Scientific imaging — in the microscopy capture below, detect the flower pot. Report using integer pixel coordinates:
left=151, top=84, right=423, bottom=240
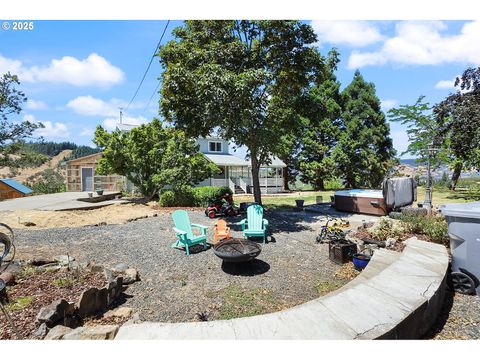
left=88, top=193, right=93, bottom=198
left=295, top=199, right=304, bottom=209
left=96, top=190, right=104, bottom=196
left=352, top=253, right=371, bottom=270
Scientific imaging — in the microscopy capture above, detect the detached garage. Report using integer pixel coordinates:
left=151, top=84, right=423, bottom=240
left=0, top=179, right=33, bottom=201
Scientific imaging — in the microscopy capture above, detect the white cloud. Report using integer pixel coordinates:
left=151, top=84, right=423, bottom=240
left=391, top=129, right=410, bottom=157
left=26, top=99, right=48, bottom=110
left=0, top=53, right=124, bottom=87
left=311, top=21, right=384, bottom=47
left=381, top=99, right=398, bottom=111
left=66, top=96, right=145, bottom=117
left=348, top=21, right=480, bottom=69
left=435, top=79, right=456, bottom=89
left=102, top=115, right=149, bottom=131
left=23, top=114, right=70, bottom=139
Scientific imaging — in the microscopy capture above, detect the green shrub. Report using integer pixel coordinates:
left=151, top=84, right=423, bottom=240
left=159, top=186, right=196, bottom=207
left=400, top=214, right=449, bottom=245
left=158, top=186, right=233, bottom=207
left=324, top=178, right=344, bottom=190
left=193, top=186, right=233, bottom=207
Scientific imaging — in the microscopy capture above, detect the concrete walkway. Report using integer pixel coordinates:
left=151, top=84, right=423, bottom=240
left=0, top=192, right=124, bottom=211
left=115, top=238, right=448, bottom=340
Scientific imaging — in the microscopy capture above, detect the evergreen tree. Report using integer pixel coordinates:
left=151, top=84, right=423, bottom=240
left=296, top=51, right=342, bottom=190
left=333, top=70, right=395, bottom=188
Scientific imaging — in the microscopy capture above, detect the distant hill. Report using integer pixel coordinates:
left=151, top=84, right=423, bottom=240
left=399, top=158, right=424, bottom=167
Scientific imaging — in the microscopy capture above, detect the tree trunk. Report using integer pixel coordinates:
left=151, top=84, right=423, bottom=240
left=250, top=153, right=262, bottom=205
left=283, top=166, right=290, bottom=191
left=449, top=162, right=462, bottom=190
left=315, top=177, right=325, bottom=191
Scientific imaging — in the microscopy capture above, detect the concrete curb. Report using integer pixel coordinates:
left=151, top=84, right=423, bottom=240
left=115, top=238, right=448, bottom=340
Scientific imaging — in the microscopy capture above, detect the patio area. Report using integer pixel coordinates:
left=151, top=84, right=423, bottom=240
left=12, top=209, right=373, bottom=323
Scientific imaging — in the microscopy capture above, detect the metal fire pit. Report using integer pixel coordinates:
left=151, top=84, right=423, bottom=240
left=213, top=238, right=262, bottom=263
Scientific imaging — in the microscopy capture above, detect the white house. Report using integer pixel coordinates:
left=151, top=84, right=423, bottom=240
left=195, top=137, right=286, bottom=194
left=115, top=123, right=286, bottom=194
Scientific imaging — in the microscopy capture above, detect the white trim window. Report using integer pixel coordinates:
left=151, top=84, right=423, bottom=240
left=208, top=141, right=222, bottom=153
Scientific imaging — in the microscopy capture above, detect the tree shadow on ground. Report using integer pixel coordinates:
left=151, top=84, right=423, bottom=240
left=221, top=259, right=270, bottom=276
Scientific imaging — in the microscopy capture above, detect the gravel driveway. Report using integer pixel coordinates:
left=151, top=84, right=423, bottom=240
left=13, top=209, right=347, bottom=323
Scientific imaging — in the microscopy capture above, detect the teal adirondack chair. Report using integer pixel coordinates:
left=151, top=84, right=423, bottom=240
left=237, top=204, right=269, bottom=243
left=171, top=210, right=208, bottom=255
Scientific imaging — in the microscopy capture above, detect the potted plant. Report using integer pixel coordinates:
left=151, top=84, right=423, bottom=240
left=96, top=189, right=104, bottom=196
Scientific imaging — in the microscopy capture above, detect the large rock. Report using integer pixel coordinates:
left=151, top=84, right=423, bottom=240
left=123, top=268, right=139, bottom=285
left=107, top=277, right=123, bottom=306
left=44, top=325, right=74, bottom=340
left=36, top=299, right=75, bottom=327
left=62, top=325, right=119, bottom=340
left=54, top=255, right=75, bottom=266
left=29, top=258, right=56, bottom=266
left=104, top=307, right=133, bottom=319
left=34, top=323, right=49, bottom=338
left=112, top=263, right=128, bottom=273
left=76, top=287, right=108, bottom=318
left=0, top=272, right=15, bottom=285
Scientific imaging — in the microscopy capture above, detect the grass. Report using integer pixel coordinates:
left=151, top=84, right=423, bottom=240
left=417, top=186, right=480, bottom=205
left=314, top=280, right=343, bottom=296
left=217, top=284, right=279, bottom=320
left=6, top=296, right=34, bottom=312
left=52, top=277, right=77, bottom=288
left=235, top=190, right=335, bottom=211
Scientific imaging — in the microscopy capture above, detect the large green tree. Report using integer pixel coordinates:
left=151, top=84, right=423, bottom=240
left=387, top=96, right=448, bottom=167
left=0, top=72, right=42, bottom=169
left=93, top=119, right=219, bottom=199
left=159, top=20, right=327, bottom=203
left=333, top=70, right=395, bottom=188
left=296, top=51, right=342, bottom=190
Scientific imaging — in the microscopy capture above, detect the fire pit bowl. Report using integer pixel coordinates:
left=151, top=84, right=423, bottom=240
left=213, top=238, right=262, bottom=263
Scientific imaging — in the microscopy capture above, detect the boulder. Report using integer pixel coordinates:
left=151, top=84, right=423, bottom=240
left=87, top=263, right=104, bottom=273
left=104, top=307, right=133, bottom=319
left=122, top=268, right=139, bottom=285
left=44, top=325, right=74, bottom=340
left=36, top=299, right=75, bottom=327
left=34, top=323, right=49, bottom=338
left=29, top=258, right=56, bottom=266
left=112, top=263, right=128, bottom=273
left=0, top=272, right=15, bottom=285
left=54, top=255, right=75, bottom=266
left=62, top=325, right=119, bottom=340
left=37, top=264, right=62, bottom=272
left=107, top=277, right=123, bottom=305
left=76, top=287, right=108, bottom=318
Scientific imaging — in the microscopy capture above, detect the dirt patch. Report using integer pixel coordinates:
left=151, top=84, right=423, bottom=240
left=0, top=267, right=105, bottom=339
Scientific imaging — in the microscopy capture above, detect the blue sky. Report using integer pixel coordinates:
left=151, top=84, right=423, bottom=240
left=1, top=20, right=478, bottom=158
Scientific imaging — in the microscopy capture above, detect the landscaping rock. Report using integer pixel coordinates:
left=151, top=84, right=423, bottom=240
left=386, top=237, right=397, bottom=248
left=36, top=264, right=62, bottom=272
left=54, top=255, right=75, bottom=266
left=104, top=307, right=133, bottom=319
left=76, top=287, right=108, bottom=318
left=29, top=258, right=56, bottom=266
left=36, top=299, right=75, bottom=327
left=401, top=206, right=428, bottom=217
left=0, top=272, right=15, bottom=285
left=63, top=315, right=80, bottom=328
left=112, top=263, right=128, bottom=272
left=34, top=323, right=49, bottom=338
left=123, top=268, right=139, bottom=285
left=62, top=325, right=119, bottom=340
left=87, top=263, right=104, bottom=273
left=107, top=277, right=123, bottom=305
left=2, top=260, right=22, bottom=274
left=44, top=325, right=73, bottom=340
left=124, top=312, right=142, bottom=325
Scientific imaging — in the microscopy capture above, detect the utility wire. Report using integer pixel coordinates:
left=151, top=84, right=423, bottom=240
left=125, top=20, right=170, bottom=112
left=142, top=79, right=162, bottom=115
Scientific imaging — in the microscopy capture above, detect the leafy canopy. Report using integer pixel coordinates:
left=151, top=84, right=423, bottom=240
left=159, top=20, right=327, bottom=202
left=93, top=119, right=219, bottom=198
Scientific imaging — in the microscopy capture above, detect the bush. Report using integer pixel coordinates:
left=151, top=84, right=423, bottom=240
left=193, top=186, right=233, bottom=207
left=158, top=186, right=233, bottom=207
left=159, top=186, right=196, bottom=207
left=25, top=169, right=66, bottom=194
left=400, top=214, right=449, bottom=245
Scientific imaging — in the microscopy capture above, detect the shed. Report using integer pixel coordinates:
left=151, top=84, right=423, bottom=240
left=0, top=179, right=33, bottom=200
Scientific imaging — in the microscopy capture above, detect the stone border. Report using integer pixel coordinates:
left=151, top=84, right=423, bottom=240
left=115, top=238, right=448, bottom=340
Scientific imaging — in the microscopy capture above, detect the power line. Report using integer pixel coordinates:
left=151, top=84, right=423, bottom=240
left=124, top=20, right=170, bottom=112
left=142, top=79, right=162, bottom=115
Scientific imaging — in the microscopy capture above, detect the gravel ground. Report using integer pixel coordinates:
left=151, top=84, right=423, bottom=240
left=12, top=209, right=347, bottom=323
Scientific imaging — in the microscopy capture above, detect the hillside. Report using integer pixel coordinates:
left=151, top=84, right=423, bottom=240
left=0, top=149, right=73, bottom=183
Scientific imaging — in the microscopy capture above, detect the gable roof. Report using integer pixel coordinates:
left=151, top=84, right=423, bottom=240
left=0, top=179, right=33, bottom=194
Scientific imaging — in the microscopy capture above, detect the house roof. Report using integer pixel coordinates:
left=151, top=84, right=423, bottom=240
left=0, top=179, right=33, bottom=194
left=204, top=154, right=286, bottom=167
left=65, top=152, right=103, bottom=164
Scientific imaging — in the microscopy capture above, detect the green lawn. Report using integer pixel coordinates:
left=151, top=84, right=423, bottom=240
left=234, top=186, right=480, bottom=211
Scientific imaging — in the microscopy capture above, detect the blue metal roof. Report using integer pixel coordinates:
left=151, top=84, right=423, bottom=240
left=0, top=179, right=33, bottom=194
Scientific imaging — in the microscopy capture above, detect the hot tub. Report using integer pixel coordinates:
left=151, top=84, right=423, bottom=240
left=334, top=189, right=387, bottom=216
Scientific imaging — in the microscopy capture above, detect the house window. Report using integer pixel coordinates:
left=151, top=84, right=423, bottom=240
left=209, top=141, right=222, bottom=152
